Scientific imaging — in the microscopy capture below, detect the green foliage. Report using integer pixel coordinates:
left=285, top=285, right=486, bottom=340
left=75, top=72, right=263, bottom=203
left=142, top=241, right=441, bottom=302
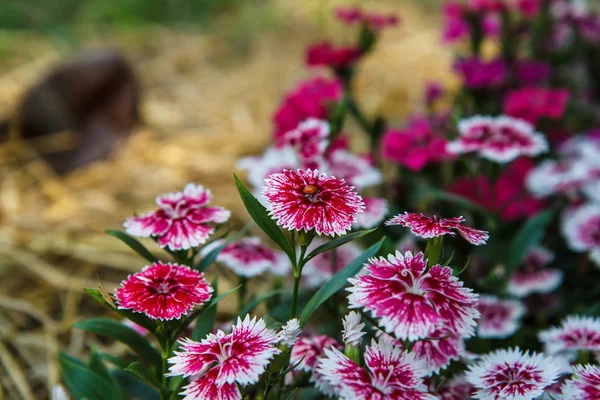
left=59, top=353, right=128, bottom=400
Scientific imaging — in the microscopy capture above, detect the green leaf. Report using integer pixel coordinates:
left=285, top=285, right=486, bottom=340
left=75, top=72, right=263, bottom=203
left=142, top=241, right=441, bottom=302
left=262, top=315, right=284, bottom=330
left=100, top=353, right=132, bottom=370
left=191, top=280, right=219, bottom=341
left=89, top=347, right=113, bottom=384
left=106, top=229, right=158, bottom=263
left=299, top=238, right=384, bottom=326
left=303, top=228, right=376, bottom=263
left=124, top=362, right=167, bottom=393
left=233, top=174, right=293, bottom=258
left=285, top=388, right=298, bottom=400
left=73, top=318, right=161, bottom=368
left=59, top=353, right=128, bottom=400
left=505, top=210, right=553, bottom=282
left=412, top=184, right=486, bottom=213
left=237, top=289, right=285, bottom=318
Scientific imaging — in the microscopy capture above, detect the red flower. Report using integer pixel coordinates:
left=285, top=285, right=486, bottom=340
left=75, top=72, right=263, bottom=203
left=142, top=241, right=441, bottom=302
left=124, top=184, right=230, bottom=251
left=385, top=212, right=489, bottom=245
left=503, top=87, right=570, bottom=124
left=262, top=169, right=364, bottom=236
left=306, top=41, right=362, bottom=69
left=116, top=262, right=213, bottom=320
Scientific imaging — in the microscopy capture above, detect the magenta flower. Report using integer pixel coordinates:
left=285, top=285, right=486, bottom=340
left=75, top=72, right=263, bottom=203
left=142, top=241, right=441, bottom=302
left=276, top=118, right=329, bottom=164
left=273, top=77, right=342, bottom=139
left=303, top=239, right=361, bottom=288
left=116, top=262, right=213, bottom=320
left=290, top=334, right=341, bottom=373
left=385, top=212, right=489, bottom=245
left=124, top=184, right=230, bottom=251
left=448, top=158, right=546, bottom=221
left=447, top=115, right=548, bottom=163
left=561, top=365, right=600, bottom=400
left=335, top=6, right=363, bottom=24
left=516, top=61, right=551, bottom=85
left=353, top=197, right=388, bottom=229
left=262, top=169, right=364, bottom=236
left=334, top=6, right=399, bottom=30
left=168, top=316, right=280, bottom=400
left=503, top=87, right=570, bottom=124
left=412, top=328, right=465, bottom=374
left=442, top=2, right=470, bottom=43
left=306, top=41, right=362, bottom=69
left=433, top=376, right=476, bottom=400
left=326, top=149, right=383, bottom=189
left=347, top=251, right=480, bottom=341
left=561, top=204, right=600, bottom=264
left=465, top=347, right=560, bottom=400
left=454, top=58, right=507, bottom=88
left=215, top=237, right=290, bottom=278
left=477, top=295, right=526, bottom=339
left=382, top=118, right=453, bottom=171
left=317, top=338, right=436, bottom=400
left=539, top=316, right=600, bottom=355
left=517, top=0, right=541, bottom=17
left=508, top=246, right=563, bottom=298
left=425, top=81, right=444, bottom=106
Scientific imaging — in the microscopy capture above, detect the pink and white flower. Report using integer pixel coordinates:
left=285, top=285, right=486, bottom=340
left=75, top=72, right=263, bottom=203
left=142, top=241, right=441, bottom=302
left=237, top=146, right=301, bottom=192
left=477, top=295, right=526, bottom=339
left=385, top=212, right=489, bottom=245
left=327, top=149, right=383, bottom=189
left=447, top=115, right=548, bottom=163
left=539, top=315, right=600, bottom=355
left=262, top=169, right=364, bottom=236
left=347, top=251, right=480, bottom=341
left=508, top=246, right=563, bottom=298
left=342, top=311, right=366, bottom=347
left=465, top=347, right=560, bottom=400
left=432, top=375, right=476, bottom=400
left=353, top=197, right=388, bottom=229
left=276, top=118, right=329, bottom=163
left=317, top=338, right=436, bottom=400
left=560, top=364, right=600, bottom=400
left=168, top=315, right=280, bottom=400
left=561, top=204, right=600, bottom=264
left=290, top=334, right=341, bottom=373
left=124, top=184, right=230, bottom=251
left=215, top=237, right=290, bottom=277
left=412, top=328, right=465, bottom=374
left=303, top=239, right=362, bottom=288
left=116, top=262, right=213, bottom=320
left=526, top=159, right=596, bottom=198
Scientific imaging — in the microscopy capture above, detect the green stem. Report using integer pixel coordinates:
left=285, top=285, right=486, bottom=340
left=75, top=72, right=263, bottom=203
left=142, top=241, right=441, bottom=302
left=290, top=245, right=308, bottom=319
left=238, top=276, right=248, bottom=314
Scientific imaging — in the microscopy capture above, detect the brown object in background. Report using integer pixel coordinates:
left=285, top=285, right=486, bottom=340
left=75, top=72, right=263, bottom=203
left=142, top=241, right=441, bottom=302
left=0, top=49, right=141, bottom=174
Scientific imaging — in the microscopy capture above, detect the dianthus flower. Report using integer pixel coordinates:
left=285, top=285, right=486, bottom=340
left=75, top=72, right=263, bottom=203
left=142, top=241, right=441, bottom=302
left=215, top=237, right=290, bottom=277
left=334, top=6, right=399, bottom=30
left=342, top=312, right=366, bottom=347
left=303, top=239, right=361, bottom=288
left=465, top=347, right=560, bottom=400
left=507, top=246, right=563, bottom=298
left=273, top=77, right=342, bottom=139
left=347, top=251, right=480, bottom=341
left=539, top=315, right=600, bottom=355
left=279, top=318, right=301, bottom=348
left=503, top=87, right=570, bottom=124
left=433, top=375, right=476, bottom=400
left=448, top=158, right=546, bottom=221
left=124, top=184, right=230, bottom=251
left=262, top=169, right=364, bottom=236
left=237, top=146, right=301, bottom=193
left=442, top=2, right=470, bottom=43
left=317, top=338, right=436, bottom=400
left=168, top=316, right=280, bottom=400
left=382, top=117, right=453, bottom=171
left=561, top=204, right=600, bottom=264
left=276, top=118, right=329, bottom=164
left=516, top=60, right=551, bottom=85
left=526, top=159, right=596, bottom=198
left=306, top=41, right=362, bottom=69
left=454, top=58, right=507, bottom=88
left=116, top=262, right=213, bottom=320
left=447, top=115, right=548, bottom=163
left=477, top=295, right=526, bottom=339
left=560, top=364, right=600, bottom=400
left=326, top=149, right=383, bottom=189
left=290, top=334, right=341, bottom=373
left=412, top=328, right=465, bottom=374
left=353, top=197, right=388, bottom=229
left=385, top=212, right=489, bottom=245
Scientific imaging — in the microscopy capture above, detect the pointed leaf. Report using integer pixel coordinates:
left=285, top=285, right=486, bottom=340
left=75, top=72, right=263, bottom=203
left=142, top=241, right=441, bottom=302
left=106, top=229, right=158, bottom=263
left=303, top=228, right=376, bottom=263
left=59, top=353, right=128, bottom=400
left=234, top=174, right=293, bottom=258
left=89, top=347, right=113, bottom=383
left=124, top=362, right=167, bottom=393
left=73, top=318, right=161, bottom=368
left=191, top=279, right=219, bottom=341
left=83, top=288, right=156, bottom=333
left=100, top=353, right=132, bottom=370
left=299, top=238, right=384, bottom=326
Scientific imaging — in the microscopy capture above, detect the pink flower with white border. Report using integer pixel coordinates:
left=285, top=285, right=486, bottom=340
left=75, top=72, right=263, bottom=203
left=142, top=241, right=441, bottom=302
left=303, top=239, right=362, bottom=288
left=124, top=184, right=230, bottom=251
left=560, top=364, right=600, bottom=400
left=168, top=315, right=280, bottom=400
left=432, top=375, right=476, bottom=400
left=465, top=347, right=560, bottom=400
left=262, top=169, right=364, bottom=236
left=215, top=237, right=290, bottom=278
left=526, top=159, right=596, bottom=198
left=116, top=262, right=213, bottom=320
left=327, top=149, right=383, bottom=189
left=447, top=115, right=548, bottom=163
left=290, top=334, right=341, bottom=373
left=508, top=246, right=563, bottom=298
left=317, top=338, right=436, bottom=400
left=539, top=315, right=600, bottom=355
left=237, top=146, right=301, bottom=192
left=561, top=204, right=600, bottom=264
left=353, top=197, right=388, bottom=229
left=385, top=212, right=489, bottom=246
left=347, top=251, right=480, bottom=341
left=276, top=118, right=329, bottom=164
left=477, top=295, right=526, bottom=339
left=412, top=328, right=465, bottom=374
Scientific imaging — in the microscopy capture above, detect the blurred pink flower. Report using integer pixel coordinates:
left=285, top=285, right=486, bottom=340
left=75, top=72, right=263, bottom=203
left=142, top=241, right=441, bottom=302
left=412, top=328, right=465, bottom=374
left=561, top=364, right=600, bottom=400
left=503, top=87, right=570, bottom=124
left=443, top=2, right=470, bottom=43
left=334, top=6, right=399, bottom=30
left=476, top=295, right=526, bottom=339
left=276, top=118, right=330, bottom=163
left=305, top=41, right=362, bottom=69
left=215, top=237, right=290, bottom=277
left=433, top=376, right=476, bottom=400
left=516, top=60, right=552, bottom=85
left=353, top=197, right=388, bottom=229
left=454, top=58, right=507, bottom=88
left=539, top=315, right=600, bottom=355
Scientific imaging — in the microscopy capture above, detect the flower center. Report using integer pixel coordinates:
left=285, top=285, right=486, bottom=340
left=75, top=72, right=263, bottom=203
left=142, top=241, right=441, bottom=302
left=303, top=185, right=317, bottom=194
left=302, top=185, right=321, bottom=203
left=156, top=282, right=171, bottom=294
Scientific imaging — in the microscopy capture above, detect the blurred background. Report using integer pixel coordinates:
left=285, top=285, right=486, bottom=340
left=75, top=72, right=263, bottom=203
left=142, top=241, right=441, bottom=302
left=0, top=1, right=451, bottom=398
